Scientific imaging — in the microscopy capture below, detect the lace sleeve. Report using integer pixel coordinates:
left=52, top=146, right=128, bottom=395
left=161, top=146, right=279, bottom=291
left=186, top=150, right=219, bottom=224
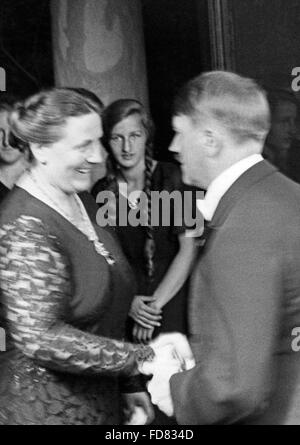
left=0, top=216, right=152, bottom=376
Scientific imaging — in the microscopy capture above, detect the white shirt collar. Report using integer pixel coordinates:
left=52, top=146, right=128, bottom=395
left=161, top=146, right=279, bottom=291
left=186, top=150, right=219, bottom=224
left=197, top=154, right=263, bottom=221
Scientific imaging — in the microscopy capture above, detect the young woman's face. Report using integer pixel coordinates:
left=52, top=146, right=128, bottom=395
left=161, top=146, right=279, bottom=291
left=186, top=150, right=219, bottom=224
left=36, top=112, right=104, bottom=194
left=109, top=114, right=147, bottom=170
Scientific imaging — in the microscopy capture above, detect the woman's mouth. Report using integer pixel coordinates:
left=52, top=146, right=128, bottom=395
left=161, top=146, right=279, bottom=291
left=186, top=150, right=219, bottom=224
left=76, top=168, right=91, bottom=174
left=121, top=154, right=134, bottom=160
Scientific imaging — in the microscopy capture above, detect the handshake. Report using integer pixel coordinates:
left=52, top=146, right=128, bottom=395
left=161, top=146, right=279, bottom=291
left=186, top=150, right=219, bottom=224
left=138, top=333, right=195, bottom=417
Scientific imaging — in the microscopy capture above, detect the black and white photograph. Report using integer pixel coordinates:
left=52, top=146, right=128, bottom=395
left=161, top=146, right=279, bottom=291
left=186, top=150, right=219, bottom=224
left=0, top=0, right=300, bottom=427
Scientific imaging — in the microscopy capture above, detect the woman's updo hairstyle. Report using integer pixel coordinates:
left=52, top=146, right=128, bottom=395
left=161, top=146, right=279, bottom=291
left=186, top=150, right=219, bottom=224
left=8, top=87, right=104, bottom=152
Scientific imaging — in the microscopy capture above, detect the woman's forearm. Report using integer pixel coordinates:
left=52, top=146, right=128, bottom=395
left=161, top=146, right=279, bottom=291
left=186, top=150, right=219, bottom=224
left=153, top=235, right=197, bottom=309
left=0, top=217, right=153, bottom=377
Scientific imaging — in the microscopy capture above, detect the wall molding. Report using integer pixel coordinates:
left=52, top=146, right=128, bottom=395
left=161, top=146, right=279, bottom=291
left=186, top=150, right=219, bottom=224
left=208, top=0, right=236, bottom=71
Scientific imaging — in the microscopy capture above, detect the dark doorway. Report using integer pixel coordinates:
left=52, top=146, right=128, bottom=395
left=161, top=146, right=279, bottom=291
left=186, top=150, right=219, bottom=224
left=0, top=0, right=54, bottom=98
left=141, top=0, right=211, bottom=159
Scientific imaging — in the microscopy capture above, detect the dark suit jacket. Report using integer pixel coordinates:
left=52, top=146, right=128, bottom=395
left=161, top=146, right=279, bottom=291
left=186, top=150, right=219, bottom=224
left=170, top=160, right=300, bottom=425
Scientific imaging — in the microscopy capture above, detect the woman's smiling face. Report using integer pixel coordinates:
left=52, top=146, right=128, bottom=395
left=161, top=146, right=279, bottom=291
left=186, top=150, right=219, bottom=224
left=37, top=112, right=104, bottom=194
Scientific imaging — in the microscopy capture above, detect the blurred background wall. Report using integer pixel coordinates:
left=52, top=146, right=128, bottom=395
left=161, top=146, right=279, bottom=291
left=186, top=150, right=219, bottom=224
left=0, top=0, right=300, bottom=167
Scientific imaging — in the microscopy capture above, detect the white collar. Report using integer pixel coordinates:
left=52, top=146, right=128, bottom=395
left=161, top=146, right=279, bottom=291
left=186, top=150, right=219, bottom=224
left=197, top=154, right=263, bottom=221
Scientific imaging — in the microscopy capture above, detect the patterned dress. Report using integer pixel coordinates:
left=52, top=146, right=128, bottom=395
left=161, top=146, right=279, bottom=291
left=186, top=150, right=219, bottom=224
left=0, top=187, right=151, bottom=425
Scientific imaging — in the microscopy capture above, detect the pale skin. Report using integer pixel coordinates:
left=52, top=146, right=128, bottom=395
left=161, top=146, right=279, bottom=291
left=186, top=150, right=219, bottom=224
left=131, top=232, right=197, bottom=342
left=109, top=114, right=197, bottom=343
left=0, top=157, right=27, bottom=189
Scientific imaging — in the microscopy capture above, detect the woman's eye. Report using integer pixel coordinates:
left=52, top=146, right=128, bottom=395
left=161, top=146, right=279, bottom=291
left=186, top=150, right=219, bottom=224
left=130, top=133, right=142, bottom=139
left=76, top=142, right=91, bottom=152
left=110, top=136, right=122, bottom=143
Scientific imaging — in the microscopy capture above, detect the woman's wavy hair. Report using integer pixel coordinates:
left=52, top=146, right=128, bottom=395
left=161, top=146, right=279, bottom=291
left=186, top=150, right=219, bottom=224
left=102, top=99, right=156, bottom=281
left=8, top=87, right=104, bottom=159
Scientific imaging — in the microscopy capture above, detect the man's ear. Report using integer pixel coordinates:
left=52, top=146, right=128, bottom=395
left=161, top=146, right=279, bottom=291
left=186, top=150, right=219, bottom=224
left=203, top=130, right=221, bottom=157
left=29, top=143, right=49, bottom=165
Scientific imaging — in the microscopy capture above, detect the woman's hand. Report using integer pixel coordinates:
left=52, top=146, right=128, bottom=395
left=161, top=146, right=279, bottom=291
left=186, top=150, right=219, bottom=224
left=122, top=392, right=155, bottom=425
left=133, top=323, right=155, bottom=343
left=129, top=295, right=162, bottom=329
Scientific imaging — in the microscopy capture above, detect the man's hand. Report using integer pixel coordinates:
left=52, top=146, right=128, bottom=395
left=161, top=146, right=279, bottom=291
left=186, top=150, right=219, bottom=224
left=122, top=392, right=155, bottom=425
left=139, top=342, right=184, bottom=417
left=129, top=295, right=162, bottom=329
left=147, top=359, right=181, bottom=417
left=138, top=333, right=196, bottom=417
left=150, top=333, right=196, bottom=371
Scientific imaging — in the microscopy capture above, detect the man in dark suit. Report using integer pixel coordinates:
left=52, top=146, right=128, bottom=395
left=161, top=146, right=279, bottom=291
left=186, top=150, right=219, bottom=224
left=148, top=71, right=300, bottom=424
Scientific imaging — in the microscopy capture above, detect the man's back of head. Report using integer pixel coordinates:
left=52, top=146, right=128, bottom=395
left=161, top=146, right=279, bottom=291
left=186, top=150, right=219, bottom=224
left=169, top=71, right=271, bottom=188
left=174, top=71, right=271, bottom=146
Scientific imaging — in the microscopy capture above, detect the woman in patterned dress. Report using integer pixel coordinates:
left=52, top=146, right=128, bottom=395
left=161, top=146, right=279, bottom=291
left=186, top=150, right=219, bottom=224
left=0, top=88, right=154, bottom=425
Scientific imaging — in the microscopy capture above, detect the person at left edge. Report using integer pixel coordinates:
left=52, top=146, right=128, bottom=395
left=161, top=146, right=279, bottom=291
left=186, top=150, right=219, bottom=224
left=0, top=88, right=154, bottom=425
left=0, top=94, right=29, bottom=204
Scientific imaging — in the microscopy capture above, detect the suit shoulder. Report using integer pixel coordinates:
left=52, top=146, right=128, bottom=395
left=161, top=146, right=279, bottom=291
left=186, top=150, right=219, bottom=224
left=230, top=171, right=300, bottom=238
left=254, top=171, right=300, bottom=207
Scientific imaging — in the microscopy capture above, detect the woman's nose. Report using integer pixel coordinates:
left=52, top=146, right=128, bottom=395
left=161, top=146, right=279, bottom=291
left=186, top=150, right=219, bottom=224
left=87, top=141, right=104, bottom=164
left=122, top=137, right=131, bottom=153
left=1, top=129, right=9, bottom=148
left=168, top=135, right=179, bottom=154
